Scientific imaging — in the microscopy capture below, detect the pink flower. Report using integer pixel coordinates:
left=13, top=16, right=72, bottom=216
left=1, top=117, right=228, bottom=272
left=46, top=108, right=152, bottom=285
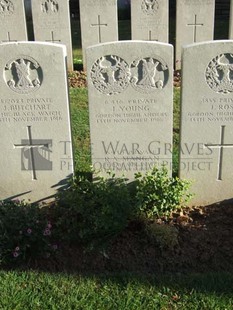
left=13, top=251, right=19, bottom=258
left=47, top=222, right=52, bottom=229
left=27, top=228, right=32, bottom=234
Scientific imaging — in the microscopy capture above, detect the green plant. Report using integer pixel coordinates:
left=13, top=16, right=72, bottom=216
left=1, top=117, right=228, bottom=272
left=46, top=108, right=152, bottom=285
left=0, top=200, right=57, bottom=266
left=73, top=58, right=83, bottom=65
left=56, top=172, right=134, bottom=249
left=145, top=222, right=179, bottom=250
left=135, top=166, right=192, bottom=219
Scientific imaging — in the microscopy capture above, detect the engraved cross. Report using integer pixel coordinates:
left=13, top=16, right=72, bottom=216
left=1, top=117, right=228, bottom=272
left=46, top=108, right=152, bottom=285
left=91, top=15, right=107, bottom=43
left=14, top=126, right=50, bottom=180
left=187, top=14, right=204, bottom=43
left=1, top=32, right=17, bottom=43
left=46, top=31, right=61, bottom=43
left=148, top=30, right=158, bottom=41
left=205, top=125, right=233, bottom=181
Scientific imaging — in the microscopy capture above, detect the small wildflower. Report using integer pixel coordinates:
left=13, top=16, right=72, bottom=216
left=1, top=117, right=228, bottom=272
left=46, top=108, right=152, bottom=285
left=27, top=228, right=32, bottom=234
left=15, top=246, right=20, bottom=252
left=43, top=228, right=51, bottom=236
left=47, top=222, right=52, bottom=229
left=13, top=251, right=19, bottom=258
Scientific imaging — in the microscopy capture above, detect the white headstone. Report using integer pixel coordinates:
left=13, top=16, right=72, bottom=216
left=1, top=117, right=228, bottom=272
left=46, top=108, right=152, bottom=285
left=0, top=0, right=27, bottom=43
left=179, top=40, right=233, bottom=205
left=131, top=0, right=169, bottom=43
left=229, top=0, right=233, bottom=39
left=176, top=0, right=215, bottom=69
left=0, top=42, right=73, bottom=203
left=79, top=0, right=118, bottom=68
left=86, top=41, right=173, bottom=180
left=31, top=0, right=73, bottom=71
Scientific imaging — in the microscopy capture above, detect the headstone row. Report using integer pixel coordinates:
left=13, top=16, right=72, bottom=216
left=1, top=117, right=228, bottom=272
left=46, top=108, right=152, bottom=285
left=0, top=0, right=73, bottom=71
left=86, top=39, right=233, bottom=206
left=1, top=0, right=233, bottom=73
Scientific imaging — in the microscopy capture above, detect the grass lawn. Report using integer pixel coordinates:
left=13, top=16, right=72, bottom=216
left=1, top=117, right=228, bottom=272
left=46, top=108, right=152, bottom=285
left=0, top=271, right=233, bottom=309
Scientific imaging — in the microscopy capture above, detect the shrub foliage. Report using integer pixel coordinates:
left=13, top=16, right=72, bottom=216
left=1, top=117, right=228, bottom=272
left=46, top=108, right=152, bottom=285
left=0, top=167, right=192, bottom=266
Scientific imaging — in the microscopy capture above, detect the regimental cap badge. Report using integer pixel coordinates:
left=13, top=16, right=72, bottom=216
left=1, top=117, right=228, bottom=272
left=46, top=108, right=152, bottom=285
left=0, top=0, right=14, bottom=15
left=4, top=56, right=43, bottom=94
left=206, top=53, right=233, bottom=94
left=141, top=0, right=159, bottom=15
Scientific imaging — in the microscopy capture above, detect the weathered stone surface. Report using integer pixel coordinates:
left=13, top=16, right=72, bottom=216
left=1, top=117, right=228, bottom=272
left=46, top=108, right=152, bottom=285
left=0, top=0, right=27, bottom=42
left=179, top=40, right=233, bottom=205
left=86, top=41, right=173, bottom=180
left=176, top=0, right=215, bottom=69
left=79, top=0, right=118, bottom=68
left=131, top=0, right=168, bottom=43
left=31, top=0, right=73, bottom=71
left=0, top=42, right=73, bottom=203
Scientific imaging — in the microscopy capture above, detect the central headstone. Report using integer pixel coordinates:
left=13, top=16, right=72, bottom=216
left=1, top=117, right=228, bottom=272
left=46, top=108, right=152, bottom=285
left=31, top=0, right=73, bottom=71
left=79, top=0, right=118, bottom=68
left=86, top=41, right=173, bottom=180
left=179, top=40, right=233, bottom=205
left=0, top=0, right=27, bottom=43
left=176, top=0, right=215, bottom=69
left=131, top=0, right=169, bottom=43
left=0, top=42, right=73, bottom=203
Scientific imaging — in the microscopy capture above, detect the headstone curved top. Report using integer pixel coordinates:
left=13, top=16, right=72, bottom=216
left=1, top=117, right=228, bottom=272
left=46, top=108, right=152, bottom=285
left=0, top=42, right=73, bottom=203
